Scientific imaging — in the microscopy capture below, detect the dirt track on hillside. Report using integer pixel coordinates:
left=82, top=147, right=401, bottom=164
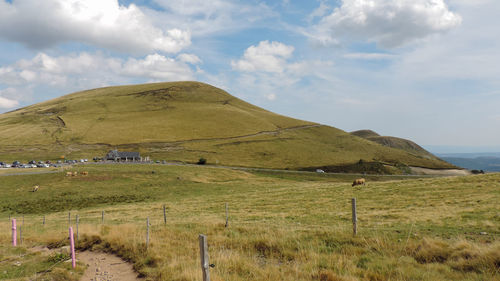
left=410, top=167, right=471, bottom=176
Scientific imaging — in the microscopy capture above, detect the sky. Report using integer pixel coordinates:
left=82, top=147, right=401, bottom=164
left=0, top=0, right=499, bottom=152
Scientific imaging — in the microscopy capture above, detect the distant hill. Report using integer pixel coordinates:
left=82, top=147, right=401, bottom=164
left=440, top=156, right=500, bottom=172
left=350, top=130, right=442, bottom=161
left=0, top=81, right=454, bottom=172
left=350, top=130, right=380, bottom=138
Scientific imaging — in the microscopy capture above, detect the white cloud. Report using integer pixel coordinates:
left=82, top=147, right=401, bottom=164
left=390, top=1, right=500, bottom=82
left=229, top=41, right=335, bottom=104
left=343, top=52, right=396, bottom=60
left=0, top=96, right=18, bottom=109
left=307, top=0, right=331, bottom=22
left=0, top=0, right=190, bottom=54
left=122, top=54, right=194, bottom=81
left=0, top=88, right=20, bottom=109
left=145, top=0, right=275, bottom=37
left=177, top=53, right=202, bottom=65
left=266, top=93, right=276, bottom=101
left=153, top=0, right=232, bottom=17
left=311, top=0, right=462, bottom=48
left=0, top=52, right=197, bottom=90
left=231, top=41, right=295, bottom=73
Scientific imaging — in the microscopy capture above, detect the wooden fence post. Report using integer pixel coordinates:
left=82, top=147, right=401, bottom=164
left=76, top=215, right=79, bottom=241
left=101, top=211, right=104, bottom=224
left=352, top=198, right=357, bottom=236
left=43, top=215, right=45, bottom=225
left=146, top=217, right=150, bottom=249
left=225, top=203, right=229, bottom=228
left=163, top=205, right=166, bottom=225
left=199, top=234, right=211, bottom=281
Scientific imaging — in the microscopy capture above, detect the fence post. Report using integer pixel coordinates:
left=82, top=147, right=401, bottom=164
left=68, top=211, right=71, bottom=226
left=352, top=198, right=357, bottom=236
left=101, top=211, right=104, bottom=224
left=43, top=215, right=45, bottom=225
left=163, top=205, right=166, bottom=225
left=19, top=226, right=22, bottom=245
left=146, top=217, right=150, bottom=249
left=225, top=203, right=229, bottom=228
left=76, top=215, right=79, bottom=241
left=199, top=234, right=211, bottom=281
left=69, top=227, right=76, bottom=268
left=12, top=219, right=17, bottom=247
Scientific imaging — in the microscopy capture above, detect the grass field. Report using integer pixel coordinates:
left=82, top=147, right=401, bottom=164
left=0, top=81, right=454, bottom=171
left=0, top=164, right=498, bottom=280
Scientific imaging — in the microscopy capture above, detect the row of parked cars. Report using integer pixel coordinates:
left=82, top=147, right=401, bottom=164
left=0, top=159, right=89, bottom=169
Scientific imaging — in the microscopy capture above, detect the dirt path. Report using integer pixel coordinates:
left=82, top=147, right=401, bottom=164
left=167, top=124, right=324, bottom=145
left=410, top=167, right=471, bottom=176
left=78, top=251, right=141, bottom=281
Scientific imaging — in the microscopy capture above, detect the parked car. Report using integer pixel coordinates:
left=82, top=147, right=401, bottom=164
left=4, top=164, right=11, bottom=168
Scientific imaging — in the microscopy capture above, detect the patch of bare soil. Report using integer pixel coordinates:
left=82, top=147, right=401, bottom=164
left=410, top=167, right=471, bottom=176
left=78, top=251, right=141, bottom=281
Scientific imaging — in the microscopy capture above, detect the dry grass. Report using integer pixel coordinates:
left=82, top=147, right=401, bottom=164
left=409, top=238, right=500, bottom=273
left=0, top=165, right=498, bottom=280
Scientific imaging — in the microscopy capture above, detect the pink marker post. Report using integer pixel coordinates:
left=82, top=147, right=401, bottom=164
left=69, top=227, right=76, bottom=268
left=12, top=219, right=17, bottom=246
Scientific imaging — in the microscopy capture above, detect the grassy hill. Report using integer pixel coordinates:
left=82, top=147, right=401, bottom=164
left=351, top=129, right=440, bottom=161
left=350, top=129, right=380, bottom=138
left=0, top=81, right=454, bottom=171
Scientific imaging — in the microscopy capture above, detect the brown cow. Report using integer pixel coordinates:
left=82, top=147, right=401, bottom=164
left=352, top=178, right=366, bottom=187
left=81, top=171, right=88, bottom=176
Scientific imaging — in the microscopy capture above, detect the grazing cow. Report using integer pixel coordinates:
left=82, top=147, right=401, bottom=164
left=32, top=185, right=39, bottom=192
left=66, top=172, right=73, bottom=177
left=72, top=171, right=78, bottom=176
left=81, top=171, right=88, bottom=176
left=352, top=178, right=366, bottom=187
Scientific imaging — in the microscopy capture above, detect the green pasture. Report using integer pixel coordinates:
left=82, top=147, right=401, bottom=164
left=0, top=164, right=498, bottom=280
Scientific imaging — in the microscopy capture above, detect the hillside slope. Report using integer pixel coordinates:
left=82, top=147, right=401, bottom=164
left=351, top=130, right=441, bottom=160
left=0, top=82, right=454, bottom=171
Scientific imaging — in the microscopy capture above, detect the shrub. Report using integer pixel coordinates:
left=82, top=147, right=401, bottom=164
left=197, top=157, right=207, bottom=165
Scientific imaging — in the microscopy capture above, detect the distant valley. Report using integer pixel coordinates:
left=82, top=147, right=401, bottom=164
left=438, top=152, right=500, bottom=172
